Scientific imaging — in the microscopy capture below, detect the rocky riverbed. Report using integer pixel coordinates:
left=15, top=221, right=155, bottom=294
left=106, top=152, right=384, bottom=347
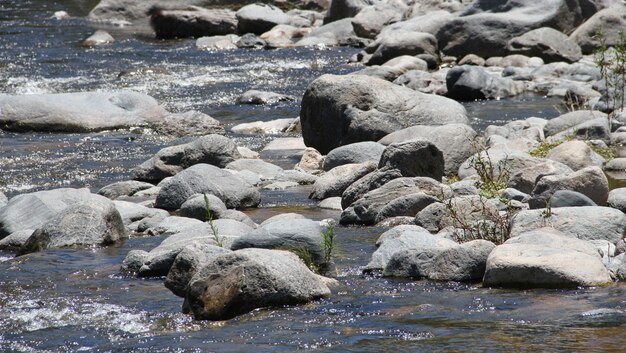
left=1, top=0, right=626, bottom=352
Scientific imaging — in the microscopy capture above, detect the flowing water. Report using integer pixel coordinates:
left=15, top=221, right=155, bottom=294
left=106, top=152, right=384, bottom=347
left=1, top=1, right=624, bottom=352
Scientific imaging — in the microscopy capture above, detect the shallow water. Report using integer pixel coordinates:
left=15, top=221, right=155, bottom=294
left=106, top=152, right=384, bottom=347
left=1, top=1, right=624, bottom=352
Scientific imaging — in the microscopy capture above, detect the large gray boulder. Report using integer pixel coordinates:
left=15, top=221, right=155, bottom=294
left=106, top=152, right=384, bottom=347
left=230, top=218, right=326, bottom=268
left=0, top=188, right=99, bottom=238
left=341, top=167, right=404, bottom=209
left=323, top=142, right=385, bottom=171
left=607, top=187, right=626, bottom=213
left=89, top=0, right=252, bottom=22
left=149, top=6, right=237, bottom=39
left=364, top=225, right=457, bottom=272
left=132, top=134, right=241, bottom=183
left=364, top=31, right=438, bottom=66
left=236, top=4, right=290, bottom=35
left=436, top=0, right=598, bottom=58
left=19, top=197, right=126, bottom=254
left=0, top=91, right=167, bottom=132
left=483, top=228, right=613, bottom=288
left=350, top=1, right=407, bottom=39
left=570, top=5, right=626, bottom=54
left=543, top=110, right=608, bottom=137
left=98, top=180, right=156, bottom=200
left=324, top=0, right=373, bottom=23
left=531, top=166, right=609, bottom=206
left=378, top=140, right=444, bottom=181
left=446, top=65, right=524, bottom=100
left=225, top=159, right=283, bottom=181
left=112, top=200, right=169, bottom=230
left=185, top=248, right=331, bottom=320
left=310, top=161, right=377, bottom=200
left=507, top=160, right=574, bottom=194
left=295, top=18, right=356, bottom=47
left=506, top=27, right=582, bottom=63
left=179, top=194, right=227, bottom=221
left=509, top=206, right=626, bottom=244
left=379, top=124, right=477, bottom=175
left=301, top=74, right=468, bottom=154
left=544, top=140, right=605, bottom=171
left=154, top=163, right=261, bottom=210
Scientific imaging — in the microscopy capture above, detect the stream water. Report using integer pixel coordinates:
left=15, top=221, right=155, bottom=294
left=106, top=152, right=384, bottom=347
left=1, top=1, right=624, bottom=352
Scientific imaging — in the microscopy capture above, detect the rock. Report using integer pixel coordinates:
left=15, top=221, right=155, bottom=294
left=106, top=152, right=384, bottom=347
left=509, top=206, right=626, bottom=243
left=364, top=225, right=457, bottom=272
left=230, top=118, right=294, bottom=134
left=318, top=197, right=343, bottom=210
left=350, top=65, right=406, bottom=82
left=185, top=248, right=331, bottom=320
left=485, top=119, right=545, bottom=143
left=382, top=55, right=428, bottom=73
left=225, top=159, right=284, bottom=181
left=0, top=192, right=7, bottom=208
left=179, top=194, right=227, bottom=221
left=393, top=69, right=445, bottom=94
left=260, top=24, right=311, bottom=48
left=301, top=74, right=468, bottom=154
left=544, top=111, right=608, bottom=137
left=154, top=164, right=261, bottom=210
left=323, top=142, right=385, bottom=171
left=310, top=162, right=377, bottom=200
left=89, top=0, right=209, bottom=22
left=276, top=170, right=318, bottom=185
left=113, top=200, right=169, bottom=229
left=531, top=166, right=609, bottom=207
left=445, top=65, right=524, bottom=100
left=483, top=228, right=613, bottom=288
left=606, top=253, right=626, bottom=280
left=0, top=230, right=34, bottom=251
left=458, top=54, right=485, bottom=66
left=324, top=0, right=370, bottom=23
left=350, top=1, right=407, bottom=39
left=605, top=158, right=626, bottom=171
left=295, top=18, right=356, bottom=47
left=436, top=0, right=595, bottom=58
left=0, top=188, right=101, bottom=238
left=230, top=218, right=326, bottom=267
left=607, top=188, right=626, bottom=213
left=378, top=140, right=444, bottom=180
left=414, top=195, right=501, bottom=234
left=364, top=31, right=438, bottom=66
left=548, top=190, right=597, bottom=208
left=296, top=147, right=324, bottom=173
left=98, top=180, right=156, bottom=200
left=236, top=4, right=290, bottom=35
left=380, top=10, right=455, bottom=39
left=341, top=177, right=444, bottom=225
left=450, top=179, right=481, bottom=197
left=458, top=149, right=542, bottom=182
left=219, top=209, right=256, bottom=228
left=195, top=35, right=239, bottom=50
left=19, top=197, right=126, bottom=254
left=341, top=167, right=404, bottom=209
left=143, top=215, right=205, bottom=236
left=506, top=27, right=582, bottom=63
left=164, top=241, right=232, bottom=297
left=82, top=30, right=114, bottom=46
left=151, top=110, right=224, bottom=137
left=570, top=5, right=626, bottom=54
left=507, top=160, right=574, bottom=194
left=0, top=91, right=167, bottom=132
left=236, top=90, right=294, bottom=105
left=263, top=181, right=299, bottom=190
left=544, top=140, right=605, bottom=171
left=378, top=124, right=477, bottom=175
left=149, top=6, right=237, bottom=39
left=132, top=134, right=240, bottom=183
left=236, top=33, right=266, bottom=48
left=260, top=213, right=307, bottom=226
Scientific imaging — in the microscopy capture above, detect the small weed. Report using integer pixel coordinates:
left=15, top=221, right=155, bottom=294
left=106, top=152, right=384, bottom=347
left=529, top=140, right=567, bottom=158
left=289, top=247, right=319, bottom=274
left=590, top=144, right=617, bottom=161
left=541, top=195, right=553, bottom=227
left=594, top=31, right=626, bottom=122
left=204, top=194, right=223, bottom=247
left=469, top=139, right=509, bottom=199
left=321, top=225, right=336, bottom=265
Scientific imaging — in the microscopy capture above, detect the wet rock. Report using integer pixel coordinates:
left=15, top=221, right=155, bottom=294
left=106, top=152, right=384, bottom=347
left=341, top=177, right=444, bottom=225
left=179, top=194, right=227, bottom=221
left=509, top=206, right=626, bottom=243
left=507, top=160, right=573, bottom=194
left=548, top=190, right=597, bottom=208
left=149, top=6, right=237, bottom=39
left=310, top=161, right=377, bottom=200
left=296, top=18, right=356, bottom=47
left=236, top=4, right=290, bottom=35
left=531, top=166, right=609, bottom=207
left=165, top=242, right=232, bottom=297
left=196, top=35, right=239, bottom=50
left=446, top=65, right=524, bottom=100
left=225, top=159, right=284, bottom=181
left=185, top=248, right=331, bottom=320
left=570, top=5, right=626, bottom=54
left=132, top=134, right=240, bottom=183
left=236, top=33, right=266, bottom=48
left=341, top=167, right=404, bottom=209
left=82, top=30, right=114, bottom=46
left=545, top=140, right=605, bottom=171
left=379, top=124, right=477, bottom=175
left=98, top=180, right=156, bottom=200
left=483, top=228, right=613, bottom=288
left=0, top=230, right=34, bottom=251
left=378, top=140, right=444, bottom=180
left=151, top=110, right=224, bottom=137
left=364, top=225, right=457, bottom=272
left=300, top=74, right=468, bottom=154
left=323, top=142, right=385, bottom=171
left=231, top=218, right=326, bottom=267
left=0, top=91, right=168, bottom=133
left=155, top=163, right=261, bottom=210
left=0, top=188, right=101, bottom=238
left=436, top=0, right=594, bottom=58
left=506, top=27, right=582, bottom=63
left=236, top=90, right=294, bottom=105
left=88, top=0, right=220, bottom=22
left=20, top=197, right=126, bottom=254
left=364, top=31, right=438, bottom=66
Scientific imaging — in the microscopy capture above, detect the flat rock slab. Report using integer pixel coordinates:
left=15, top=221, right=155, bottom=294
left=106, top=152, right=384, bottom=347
left=0, top=91, right=167, bottom=132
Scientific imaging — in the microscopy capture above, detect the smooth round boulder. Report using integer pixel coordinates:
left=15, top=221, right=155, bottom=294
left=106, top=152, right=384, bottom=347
left=149, top=7, right=237, bottom=39
left=310, top=161, right=377, bottom=200
left=322, top=142, right=385, bottom=171
left=378, top=139, right=444, bottom=180
left=236, top=4, right=290, bottom=35
left=506, top=27, right=582, bottom=63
